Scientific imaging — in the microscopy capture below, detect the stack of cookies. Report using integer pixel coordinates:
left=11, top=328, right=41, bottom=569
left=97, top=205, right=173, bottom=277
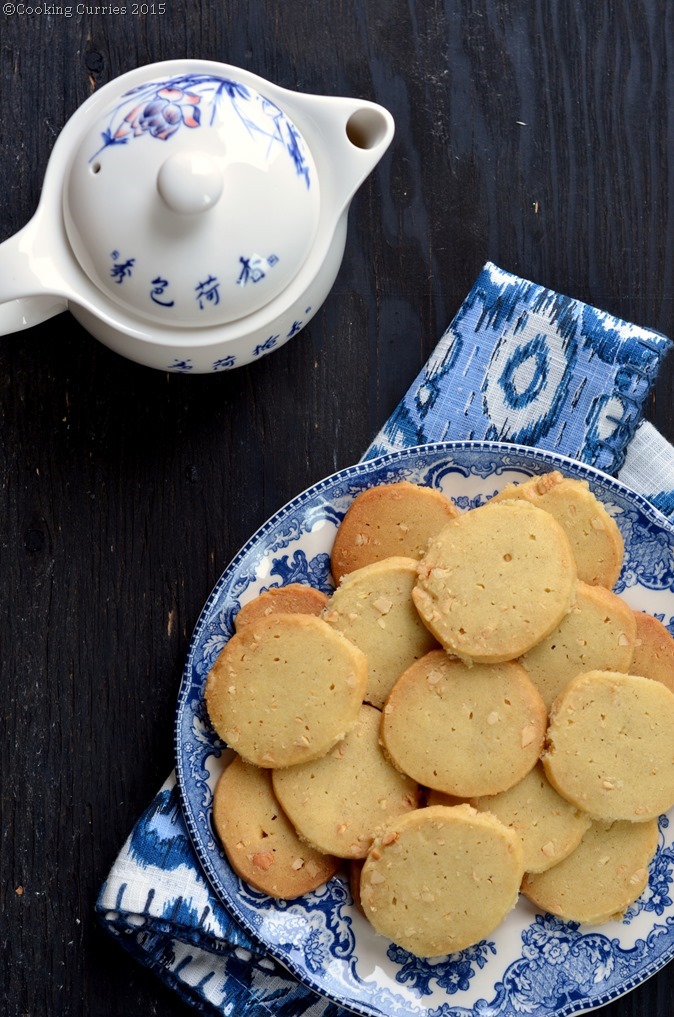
left=205, top=474, right=674, bottom=959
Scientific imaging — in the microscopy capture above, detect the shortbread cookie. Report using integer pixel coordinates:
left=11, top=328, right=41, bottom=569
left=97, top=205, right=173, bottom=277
left=521, top=817, right=659, bottom=923
left=412, top=500, right=577, bottom=663
left=491, top=471, right=624, bottom=588
left=630, top=611, right=674, bottom=694
left=519, top=581, right=636, bottom=711
left=323, top=556, right=438, bottom=708
left=205, top=614, right=367, bottom=768
left=471, top=762, right=592, bottom=873
left=359, top=804, right=524, bottom=956
left=212, top=756, right=339, bottom=898
left=235, top=584, right=328, bottom=631
left=543, top=670, right=674, bottom=821
left=381, top=650, right=546, bottom=797
left=272, top=704, right=419, bottom=858
left=331, top=481, right=459, bottom=583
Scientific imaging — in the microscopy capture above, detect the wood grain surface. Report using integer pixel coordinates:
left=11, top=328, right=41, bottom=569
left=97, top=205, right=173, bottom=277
left=1, top=2, right=674, bottom=1014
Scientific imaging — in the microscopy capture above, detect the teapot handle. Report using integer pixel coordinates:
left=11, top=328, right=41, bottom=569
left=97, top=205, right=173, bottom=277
left=0, top=220, right=69, bottom=335
left=0, top=295, right=67, bottom=334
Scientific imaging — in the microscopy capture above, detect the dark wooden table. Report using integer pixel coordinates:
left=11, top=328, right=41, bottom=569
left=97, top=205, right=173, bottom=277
left=2, top=2, right=674, bottom=1015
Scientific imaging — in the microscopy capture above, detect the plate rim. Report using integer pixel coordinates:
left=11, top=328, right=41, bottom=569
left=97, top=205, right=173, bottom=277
left=174, top=438, right=674, bottom=1017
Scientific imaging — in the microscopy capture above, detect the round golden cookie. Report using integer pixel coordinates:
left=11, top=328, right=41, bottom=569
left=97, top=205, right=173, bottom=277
left=381, top=650, right=547, bottom=797
left=471, top=762, right=592, bottom=873
left=412, top=500, right=577, bottom=664
left=630, top=611, right=674, bottom=694
left=212, top=756, right=339, bottom=899
left=543, top=669, right=674, bottom=821
left=519, top=581, right=636, bottom=711
left=272, top=704, right=419, bottom=858
left=521, top=817, right=659, bottom=923
left=491, top=471, right=624, bottom=588
left=235, top=584, right=329, bottom=631
left=330, top=481, right=459, bottom=583
left=205, top=613, right=367, bottom=768
left=323, top=556, right=438, bottom=708
left=359, top=804, right=524, bottom=957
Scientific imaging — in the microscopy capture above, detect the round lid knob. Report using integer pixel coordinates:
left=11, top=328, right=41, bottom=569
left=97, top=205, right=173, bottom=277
left=157, top=150, right=224, bottom=215
left=63, top=72, right=320, bottom=327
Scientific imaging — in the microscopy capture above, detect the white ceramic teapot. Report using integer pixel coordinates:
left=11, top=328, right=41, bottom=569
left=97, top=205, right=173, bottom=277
left=0, top=59, right=394, bottom=373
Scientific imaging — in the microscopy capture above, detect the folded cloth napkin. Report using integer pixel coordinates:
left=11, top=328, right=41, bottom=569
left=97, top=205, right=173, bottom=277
left=97, top=261, right=674, bottom=1015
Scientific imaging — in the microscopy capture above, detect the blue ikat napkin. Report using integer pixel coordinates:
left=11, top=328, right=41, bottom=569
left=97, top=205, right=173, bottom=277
left=97, top=262, right=674, bottom=1015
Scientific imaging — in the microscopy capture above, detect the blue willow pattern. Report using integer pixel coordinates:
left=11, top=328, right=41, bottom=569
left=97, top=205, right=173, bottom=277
left=102, top=779, right=674, bottom=1017
left=158, top=443, right=674, bottom=1017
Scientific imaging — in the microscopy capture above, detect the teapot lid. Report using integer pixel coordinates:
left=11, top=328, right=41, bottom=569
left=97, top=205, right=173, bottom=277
left=63, top=71, right=321, bottom=327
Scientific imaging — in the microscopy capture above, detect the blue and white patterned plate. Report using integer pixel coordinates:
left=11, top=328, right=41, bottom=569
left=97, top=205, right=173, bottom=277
left=175, top=441, right=674, bottom=1017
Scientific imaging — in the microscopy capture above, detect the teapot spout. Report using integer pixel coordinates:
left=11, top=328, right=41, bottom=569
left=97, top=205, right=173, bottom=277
left=344, top=102, right=395, bottom=153
left=281, top=89, right=395, bottom=217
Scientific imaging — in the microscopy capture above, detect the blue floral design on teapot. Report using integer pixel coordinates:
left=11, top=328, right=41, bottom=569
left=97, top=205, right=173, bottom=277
left=91, top=73, right=312, bottom=188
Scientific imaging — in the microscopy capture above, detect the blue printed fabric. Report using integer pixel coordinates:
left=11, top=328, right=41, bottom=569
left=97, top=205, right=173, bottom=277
left=367, top=263, right=670, bottom=476
left=96, top=262, right=674, bottom=1015
left=99, top=779, right=343, bottom=1016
